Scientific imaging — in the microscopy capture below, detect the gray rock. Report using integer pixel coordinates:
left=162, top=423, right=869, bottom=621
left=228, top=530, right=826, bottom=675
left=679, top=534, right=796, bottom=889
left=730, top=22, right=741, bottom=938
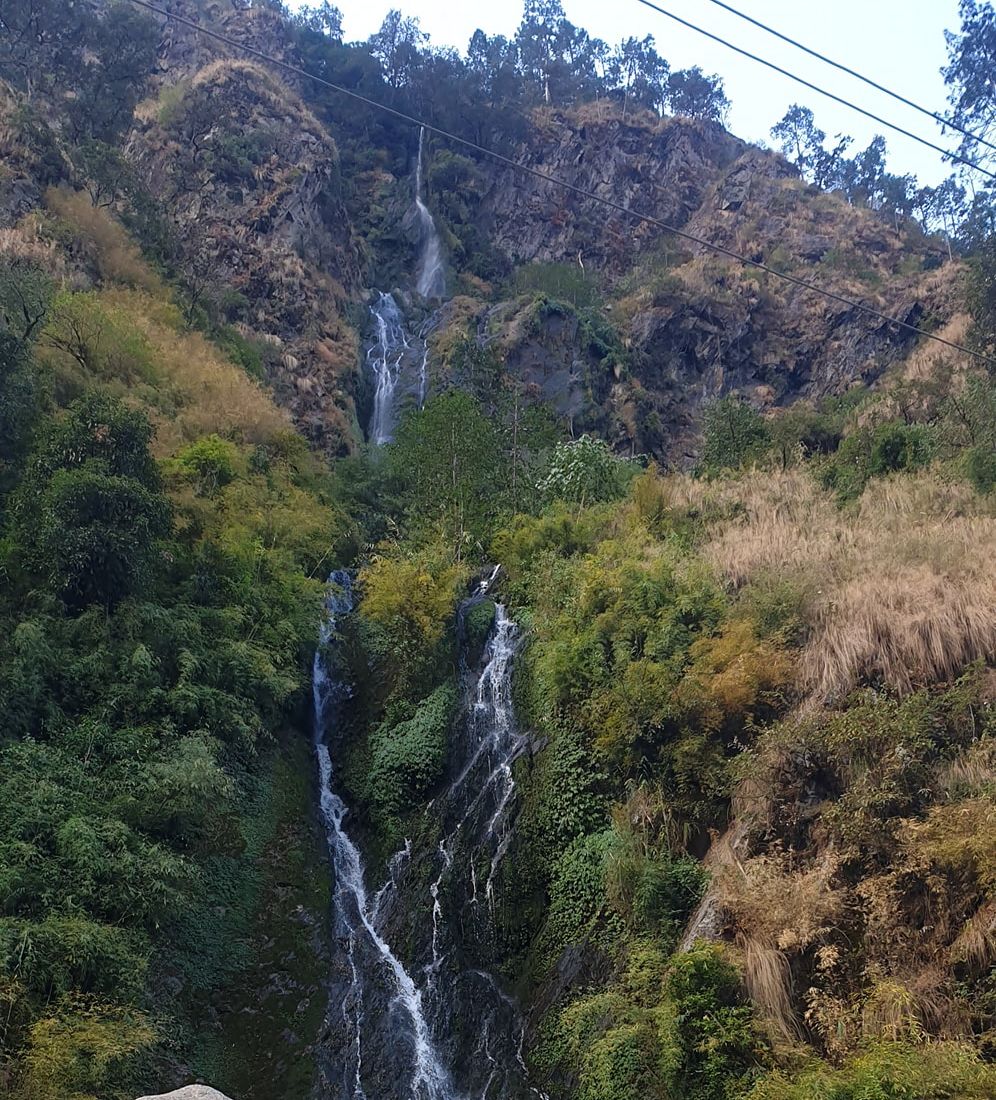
left=136, top=1088, right=235, bottom=1100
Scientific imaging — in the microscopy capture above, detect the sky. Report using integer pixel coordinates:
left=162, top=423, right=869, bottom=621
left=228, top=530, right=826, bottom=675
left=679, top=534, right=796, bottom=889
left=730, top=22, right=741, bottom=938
left=289, top=0, right=964, bottom=187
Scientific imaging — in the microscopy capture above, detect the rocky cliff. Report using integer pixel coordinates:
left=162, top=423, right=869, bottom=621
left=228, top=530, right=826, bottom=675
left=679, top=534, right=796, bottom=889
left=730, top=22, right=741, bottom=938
left=129, top=56, right=365, bottom=453
left=419, top=106, right=961, bottom=462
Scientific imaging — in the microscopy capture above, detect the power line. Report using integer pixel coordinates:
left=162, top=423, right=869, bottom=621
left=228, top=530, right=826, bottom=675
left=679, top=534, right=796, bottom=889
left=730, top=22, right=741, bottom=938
left=633, top=0, right=996, bottom=183
left=704, top=0, right=996, bottom=157
left=124, top=0, right=994, bottom=369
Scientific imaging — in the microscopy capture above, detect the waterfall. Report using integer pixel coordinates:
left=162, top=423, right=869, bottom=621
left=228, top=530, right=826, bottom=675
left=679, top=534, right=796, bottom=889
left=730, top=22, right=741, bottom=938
left=415, top=127, right=446, bottom=301
left=366, top=292, right=409, bottom=447
left=314, top=570, right=536, bottom=1100
left=314, top=572, right=457, bottom=1100
left=363, top=128, right=446, bottom=446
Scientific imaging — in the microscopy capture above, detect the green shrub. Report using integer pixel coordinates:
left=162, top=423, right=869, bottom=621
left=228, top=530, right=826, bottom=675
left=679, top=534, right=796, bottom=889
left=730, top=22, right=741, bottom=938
left=820, top=421, right=935, bottom=501
left=746, top=1041, right=996, bottom=1100
left=664, top=943, right=764, bottom=1100
left=965, top=444, right=996, bottom=494
left=697, top=397, right=771, bottom=476
left=171, top=435, right=241, bottom=495
left=367, top=681, right=458, bottom=818
left=511, top=262, right=602, bottom=309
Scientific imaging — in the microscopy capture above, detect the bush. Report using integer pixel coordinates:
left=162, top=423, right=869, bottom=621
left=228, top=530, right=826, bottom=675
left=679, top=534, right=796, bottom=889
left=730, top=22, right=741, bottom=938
left=510, top=262, right=602, bottom=309
left=698, top=397, right=771, bottom=476
left=367, top=681, right=457, bottom=817
left=170, top=435, right=241, bottom=495
left=965, top=444, right=996, bottom=494
left=820, top=421, right=935, bottom=501
left=746, top=1041, right=996, bottom=1100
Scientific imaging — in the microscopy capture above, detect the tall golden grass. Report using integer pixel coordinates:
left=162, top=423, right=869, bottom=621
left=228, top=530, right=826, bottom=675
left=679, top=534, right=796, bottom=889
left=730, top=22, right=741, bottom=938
left=45, top=189, right=164, bottom=294
left=669, top=468, right=996, bottom=701
left=101, top=289, right=289, bottom=456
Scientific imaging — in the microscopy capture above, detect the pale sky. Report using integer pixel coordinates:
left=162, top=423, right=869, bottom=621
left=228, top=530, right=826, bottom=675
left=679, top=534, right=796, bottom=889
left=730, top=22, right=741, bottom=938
left=289, top=0, right=964, bottom=187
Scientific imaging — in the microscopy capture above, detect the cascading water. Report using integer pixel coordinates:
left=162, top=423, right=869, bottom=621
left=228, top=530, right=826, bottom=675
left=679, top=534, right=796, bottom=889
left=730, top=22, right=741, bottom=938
left=314, top=569, right=536, bottom=1100
left=366, top=292, right=411, bottom=447
left=364, top=128, right=446, bottom=445
left=414, top=127, right=446, bottom=301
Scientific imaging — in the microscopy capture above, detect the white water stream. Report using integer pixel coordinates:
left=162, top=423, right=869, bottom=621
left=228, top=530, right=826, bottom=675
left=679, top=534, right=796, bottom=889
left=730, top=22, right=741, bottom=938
left=314, top=569, right=532, bottom=1099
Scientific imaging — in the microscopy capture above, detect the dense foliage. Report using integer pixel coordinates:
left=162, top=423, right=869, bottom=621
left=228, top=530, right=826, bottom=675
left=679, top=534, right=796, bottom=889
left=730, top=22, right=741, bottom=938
left=0, top=197, right=339, bottom=1098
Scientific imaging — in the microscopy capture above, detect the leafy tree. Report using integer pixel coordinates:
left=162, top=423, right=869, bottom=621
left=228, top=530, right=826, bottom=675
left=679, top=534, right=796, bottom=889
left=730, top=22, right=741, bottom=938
left=33, top=391, right=160, bottom=487
left=0, top=260, right=54, bottom=342
left=697, top=396, right=771, bottom=475
left=291, top=1, right=343, bottom=39
left=538, top=435, right=631, bottom=508
left=31, top=462, right=170, bottom=610
left=387, top=391, right=503, bottom=555
left=943, top=0, right=996, bottom=171
left=666, top=67, right=729, bottom=122
left=0, top=333, right=40, bottom=498
left=610, top=36, right=669, bottom=116
left=368, top=9, right=428, bottom=90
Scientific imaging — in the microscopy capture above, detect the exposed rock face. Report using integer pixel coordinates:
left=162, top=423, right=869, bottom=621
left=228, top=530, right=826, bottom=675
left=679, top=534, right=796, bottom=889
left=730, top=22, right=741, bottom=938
left=137, top=1088, right=234, bottom=1100
left=480, top=106, right=746, bottom=272
left=437, top=106, right=962, bottom=462
left=129, top=21, right=366, bottom=454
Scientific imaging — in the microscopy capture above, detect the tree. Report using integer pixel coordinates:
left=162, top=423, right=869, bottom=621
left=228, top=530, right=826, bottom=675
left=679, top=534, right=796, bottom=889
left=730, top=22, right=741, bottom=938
left=368, top=10, right=428, bottom=90
left=33, top=391, right=161, bottom=488
left=29, top=461, right=169, bottom=609
left=610, top=36, right=669, bottom=116
left=291, top=1, right=343, bottom=39
left=943, top=0, right=996, bottom=170
left=0, top=332, right=39, bottom=498
left=538, top=435, right=631, bottom=509
left=387, top=391, right=502, bottom=557
left=770, top=104, right=853, bottom=190
left=516, top=0, right=566, bottom=104
left=0, top=259, right=53, bottom=341
left=667, top=67, right=729, bottom=122
left=697, top=396, right=771, bottom=475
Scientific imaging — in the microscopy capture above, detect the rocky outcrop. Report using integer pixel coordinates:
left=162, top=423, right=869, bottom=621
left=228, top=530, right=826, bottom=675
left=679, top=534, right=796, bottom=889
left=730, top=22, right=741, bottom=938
left=480, top=106, right=746, bottom=272
left=129, top=28, right=366, bottom=454
left=429, top=105, right=962, bottom=463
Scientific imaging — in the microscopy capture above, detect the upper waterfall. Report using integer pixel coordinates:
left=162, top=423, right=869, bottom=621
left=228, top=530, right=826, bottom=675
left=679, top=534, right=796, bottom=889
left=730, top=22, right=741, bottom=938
left=414, top=127, right=446, bottom=301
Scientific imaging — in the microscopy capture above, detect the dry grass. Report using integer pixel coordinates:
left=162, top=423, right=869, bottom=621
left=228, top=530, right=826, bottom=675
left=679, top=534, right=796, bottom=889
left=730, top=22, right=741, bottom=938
left=739, top=938, right=800, bottom=1042
left=102, top=289, right=289, bottom=456
left=45, top=189, right=163, bottom=293
left=949, top=900, right=996, bottom=972
left=672, top=467, right=996, bottom=701
left=718, top=852, right=846, bottom=954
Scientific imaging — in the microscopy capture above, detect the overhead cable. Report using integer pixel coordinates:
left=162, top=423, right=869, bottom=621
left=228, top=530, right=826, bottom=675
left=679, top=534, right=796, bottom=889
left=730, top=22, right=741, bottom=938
left=123, top=0, right=994, bottom=368
left=704, top=0, right=996, bottom=157
left=632, top=0, right=996, bottom=182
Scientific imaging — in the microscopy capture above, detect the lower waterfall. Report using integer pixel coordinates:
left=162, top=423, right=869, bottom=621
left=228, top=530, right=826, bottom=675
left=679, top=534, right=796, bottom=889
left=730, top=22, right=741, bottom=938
left=313, top=571, right=536, bottom=1100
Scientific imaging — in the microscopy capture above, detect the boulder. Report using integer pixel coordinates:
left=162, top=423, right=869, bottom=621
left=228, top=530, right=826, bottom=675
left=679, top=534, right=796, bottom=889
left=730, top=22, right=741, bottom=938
left=136, top=1088, right=235, bottom=1100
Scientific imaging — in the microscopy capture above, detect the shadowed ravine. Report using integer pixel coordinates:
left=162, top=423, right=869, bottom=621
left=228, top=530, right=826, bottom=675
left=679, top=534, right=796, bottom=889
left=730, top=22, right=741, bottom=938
left=313, top=571, right=537, bottom=1100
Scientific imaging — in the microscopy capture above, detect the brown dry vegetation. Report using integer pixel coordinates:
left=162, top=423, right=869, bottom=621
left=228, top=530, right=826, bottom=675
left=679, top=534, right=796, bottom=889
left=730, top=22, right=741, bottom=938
left=102, top=288, right=290, bottom=456
left=663, top=467, right=996, bottom=702
left=44, top=188, right=164, bottom=293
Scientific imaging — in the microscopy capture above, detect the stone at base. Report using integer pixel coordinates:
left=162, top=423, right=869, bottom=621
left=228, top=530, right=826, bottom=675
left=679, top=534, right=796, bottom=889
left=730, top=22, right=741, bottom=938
left=136, top=1088, right=235, bottom=1100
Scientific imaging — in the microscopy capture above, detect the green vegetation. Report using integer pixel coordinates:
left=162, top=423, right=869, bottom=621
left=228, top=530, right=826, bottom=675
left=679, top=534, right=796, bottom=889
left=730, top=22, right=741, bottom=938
left=0, top=200, right=338, bottom=1099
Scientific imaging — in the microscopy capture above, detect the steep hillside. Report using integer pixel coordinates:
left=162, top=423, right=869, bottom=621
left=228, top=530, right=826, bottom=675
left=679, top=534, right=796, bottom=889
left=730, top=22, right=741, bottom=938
left=421, top=106, right=960, bottom=461
left=2, top=4, right=995, bottom=1100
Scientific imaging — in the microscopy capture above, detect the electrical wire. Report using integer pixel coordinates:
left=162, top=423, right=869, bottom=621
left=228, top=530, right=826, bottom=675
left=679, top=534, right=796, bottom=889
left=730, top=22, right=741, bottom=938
left=633, top=0, right=996, bottom=182
left=123, top=0, right=995, bottom=368
left=703, top=0, right=996, bottom=157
